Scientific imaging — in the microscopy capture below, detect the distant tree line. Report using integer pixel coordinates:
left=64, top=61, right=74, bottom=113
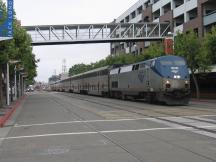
left=0, top=0, right=38, bottom=107
left=69, top=26, right=216, bottom=98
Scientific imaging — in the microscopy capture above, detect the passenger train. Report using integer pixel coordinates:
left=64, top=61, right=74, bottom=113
left=50, top=55, right=190, bottom=105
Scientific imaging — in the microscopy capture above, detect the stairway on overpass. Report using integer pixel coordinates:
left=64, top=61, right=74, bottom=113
left=23, top=23, right=171, bottom=46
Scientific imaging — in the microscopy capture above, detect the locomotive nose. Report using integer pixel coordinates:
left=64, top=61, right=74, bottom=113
left=164, top=79, right=189, bottom=90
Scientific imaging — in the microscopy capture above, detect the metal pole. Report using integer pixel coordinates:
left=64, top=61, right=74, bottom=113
left=6, top=63, right=10, bottom=106
left=18, top=73, right=20, bottom=98
left=21, top=76, right=23, bottom=96
left=21, top=76, right=25, bottom=96
left=23, top=79, right=25, bottom=94
left=14, top=66, right=17, bottom=100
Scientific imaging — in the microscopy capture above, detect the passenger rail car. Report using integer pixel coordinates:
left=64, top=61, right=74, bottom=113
left=50, top=55, right=190, bottom=105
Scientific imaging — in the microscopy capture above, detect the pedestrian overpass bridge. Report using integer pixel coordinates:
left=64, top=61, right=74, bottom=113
left=23, top=22, right=171, bottom=46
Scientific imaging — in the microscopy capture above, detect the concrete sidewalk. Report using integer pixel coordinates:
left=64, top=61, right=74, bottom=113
left=0, top=96, right=26, bottom=127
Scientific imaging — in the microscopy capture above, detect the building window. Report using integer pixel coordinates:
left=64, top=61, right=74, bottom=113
left=131, top=11, right=136, bottom=19
left=187, top=8, right=198, bottom=21
left=137, top=6, right=143, bottom=14
left=173, top=0, right=184, bottom=8
left=153, top=9, right=160, bottom=20
left=193, top=28, right=198, bottom=36
left=144, top=16, right=150, bottom=22
left=125, top=16, right=130, bottom=22
left=174, top=14, right=184, bottom=27
left=153, top=0, right=159, bottom=4
left=162, top=3, right=171, bottom=15
left=144, top=0, right=151, bottom=9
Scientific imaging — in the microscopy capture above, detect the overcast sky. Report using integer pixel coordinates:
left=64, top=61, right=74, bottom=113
left=11, top=0, right=138, bottom=82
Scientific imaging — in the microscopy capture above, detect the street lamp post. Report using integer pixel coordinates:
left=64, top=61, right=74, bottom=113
left=14, top=65, right=17, bottom=100
left=6, top=60, right=21, bottom=105
left=17, top=67, right=24, bottom=98
left=6, top=63, right=10, bottom=105
left=20, top=72, right=27, bottom=96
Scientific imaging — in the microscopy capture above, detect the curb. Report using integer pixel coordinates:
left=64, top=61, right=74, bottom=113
left=0, top=96, right=26, bottom=128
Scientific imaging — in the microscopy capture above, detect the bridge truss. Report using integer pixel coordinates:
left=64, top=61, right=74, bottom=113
left=23, top=23, right=171, bottom=46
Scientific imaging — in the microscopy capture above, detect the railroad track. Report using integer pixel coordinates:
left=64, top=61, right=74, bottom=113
left=51, top=93, right=216, bottom=162
left=50, top=96, right=148, bottom=162
left=58, top=92, right=216, bottom=117
left=56, top=92, right=216, bottom=134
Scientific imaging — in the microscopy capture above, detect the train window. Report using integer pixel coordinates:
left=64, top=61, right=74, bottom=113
left=132, top=64, right=139, bottom=71
left=120, top=65, right=132, bottom=73
left=110, top=68, right=119, bottom=75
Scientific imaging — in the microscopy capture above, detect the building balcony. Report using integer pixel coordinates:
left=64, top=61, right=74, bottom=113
left=129, top=14, right=142, bottom=23
left=160, top=10, right=173, bottom=23
left=203, top=10, right=216, bottom=26
left=183, top=17, right=200, bottom=32
left=173, top=0, right=197, bottom=18
left=152, top=0, right=171, bottom=12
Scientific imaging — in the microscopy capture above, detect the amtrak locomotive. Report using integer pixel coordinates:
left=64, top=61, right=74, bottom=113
left=50, top=55, right=190, bottom=105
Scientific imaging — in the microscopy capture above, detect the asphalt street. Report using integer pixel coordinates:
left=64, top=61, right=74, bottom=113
left=0, top=91, right=216, bottom=162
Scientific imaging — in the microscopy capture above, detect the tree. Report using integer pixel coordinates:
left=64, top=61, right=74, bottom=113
left=203, top=26, right=216, bottom=64
left=69, top=63, right=90, bottom=76
left=0, top=33, right=16, bottom=108
left=136, top=42, right=165, bottom=62
left=0, top=0, right=38, bottom=107
left=174, top=30, right=210, bottom=99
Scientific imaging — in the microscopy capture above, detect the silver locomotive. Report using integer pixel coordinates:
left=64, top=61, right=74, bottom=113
left=50, top=55, right=190, bottom=105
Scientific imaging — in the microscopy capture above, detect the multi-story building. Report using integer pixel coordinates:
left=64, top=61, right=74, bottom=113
left=111, top=0, right=216, bottom=55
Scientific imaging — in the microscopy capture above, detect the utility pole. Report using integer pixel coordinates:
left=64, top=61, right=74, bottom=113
left=6, top=63, right=10, bottom=105
left=14, top=65, right=17, bottom=100
left=6, top=60, right=21, bottom=105
left=62, top=59, right=67, bottom=74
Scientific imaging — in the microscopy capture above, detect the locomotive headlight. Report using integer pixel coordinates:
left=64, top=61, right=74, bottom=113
left=174, top=75, right=181, bottom=79
left=166, top=80, right=170, bottom=84
left=185, top=80, right=189, bottom=88
left=165, top=80, right=171, bottom=89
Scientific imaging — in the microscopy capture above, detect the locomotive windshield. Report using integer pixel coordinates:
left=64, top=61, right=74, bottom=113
left=153, top=56, right=189, bottom=79
left=160, top=60, right=186, bottom=66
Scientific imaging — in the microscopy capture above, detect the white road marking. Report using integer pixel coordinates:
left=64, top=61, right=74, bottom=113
left=14, top=115, right=216, bottom=128
left=0, top=132, right=98, bottom=140
left=101, top=127, right=189, bottom=133
left=1, top=125, right=216, bottom=141
left=14, top=117, right=154, bottom=128
left=146, top=117, right=216, bottom=139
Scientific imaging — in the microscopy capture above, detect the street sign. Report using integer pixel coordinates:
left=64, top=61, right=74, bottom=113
left=0, top=0, right=14, bottom=40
